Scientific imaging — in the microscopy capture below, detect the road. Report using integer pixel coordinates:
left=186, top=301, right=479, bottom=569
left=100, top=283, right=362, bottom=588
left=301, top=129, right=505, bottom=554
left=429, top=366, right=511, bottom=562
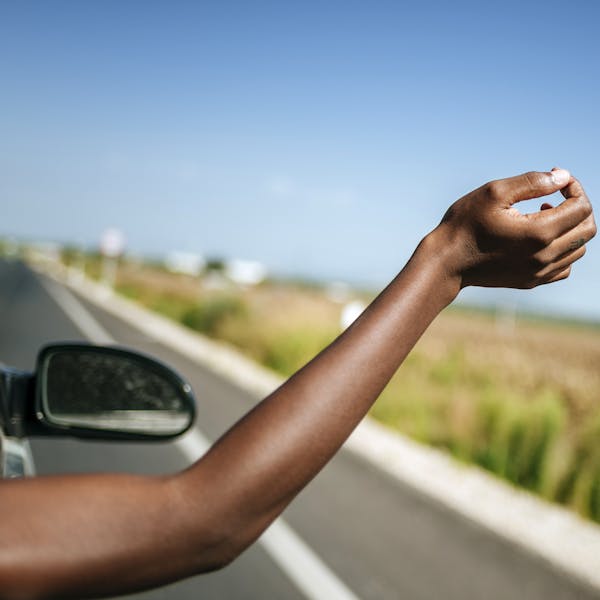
left=0, top=259, right=597, bottom=600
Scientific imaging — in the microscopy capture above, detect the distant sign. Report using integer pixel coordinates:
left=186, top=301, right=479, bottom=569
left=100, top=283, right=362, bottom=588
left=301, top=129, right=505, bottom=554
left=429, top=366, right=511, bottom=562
left=100, top=228, right=125, bottom=258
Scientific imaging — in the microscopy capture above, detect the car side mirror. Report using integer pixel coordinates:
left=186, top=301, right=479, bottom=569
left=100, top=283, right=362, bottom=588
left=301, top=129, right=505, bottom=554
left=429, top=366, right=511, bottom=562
left=35, top=344, right=196, bottom=440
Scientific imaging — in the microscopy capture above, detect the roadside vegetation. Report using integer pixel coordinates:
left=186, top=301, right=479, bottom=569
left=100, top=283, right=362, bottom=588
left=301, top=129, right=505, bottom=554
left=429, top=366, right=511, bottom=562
left=61, top=251, right=600, bottom=524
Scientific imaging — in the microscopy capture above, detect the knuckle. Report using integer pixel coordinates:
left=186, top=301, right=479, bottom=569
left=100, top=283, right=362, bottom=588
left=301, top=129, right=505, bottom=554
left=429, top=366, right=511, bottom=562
left=485, top=180, right=503, bottom=202
left=524, top=171, right=550, bottom=193
left=572, top=176, right=587, bottom=196
left=529, top=252, right=547, bottom=269
left=580, top=198, right=593, bottom=219
left=534, top=263, right=551, bottom=280
left=530, top=227, right=552, bottom=248
left=556, top=266, right=571, bottom=281
left=524, top=171, right=541, bottom=188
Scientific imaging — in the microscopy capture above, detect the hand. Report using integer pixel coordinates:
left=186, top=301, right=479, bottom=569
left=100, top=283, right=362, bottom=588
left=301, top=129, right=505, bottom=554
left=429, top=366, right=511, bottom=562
left=436, top=169, right=596, bottom=289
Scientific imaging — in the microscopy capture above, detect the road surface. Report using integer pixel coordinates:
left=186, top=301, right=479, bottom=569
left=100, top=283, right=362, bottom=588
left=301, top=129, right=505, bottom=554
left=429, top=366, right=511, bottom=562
left=0, top=260, right=597, bottom=599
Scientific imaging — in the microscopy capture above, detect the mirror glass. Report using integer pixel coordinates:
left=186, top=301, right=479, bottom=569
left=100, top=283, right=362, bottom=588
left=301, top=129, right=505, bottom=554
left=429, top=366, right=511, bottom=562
left=40, top=347, right=194, bottom=436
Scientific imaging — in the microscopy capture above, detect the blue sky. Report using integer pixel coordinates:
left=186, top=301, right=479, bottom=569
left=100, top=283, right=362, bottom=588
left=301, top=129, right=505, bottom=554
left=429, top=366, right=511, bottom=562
left=1, top=1, right=599, bottom=318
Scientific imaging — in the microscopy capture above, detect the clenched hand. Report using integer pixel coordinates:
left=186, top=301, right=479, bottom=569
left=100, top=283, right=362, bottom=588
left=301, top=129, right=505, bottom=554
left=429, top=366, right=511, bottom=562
left=437, top=168, right=596, bottom=289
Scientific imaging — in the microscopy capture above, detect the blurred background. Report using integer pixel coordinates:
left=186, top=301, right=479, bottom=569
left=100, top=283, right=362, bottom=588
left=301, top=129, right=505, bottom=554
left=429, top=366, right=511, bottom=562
left=1, top=0, right=599, bottom=582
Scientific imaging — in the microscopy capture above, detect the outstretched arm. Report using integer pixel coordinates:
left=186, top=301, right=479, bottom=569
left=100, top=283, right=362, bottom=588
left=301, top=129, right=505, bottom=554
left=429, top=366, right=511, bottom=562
left=0, top=169, right=595, bottom=599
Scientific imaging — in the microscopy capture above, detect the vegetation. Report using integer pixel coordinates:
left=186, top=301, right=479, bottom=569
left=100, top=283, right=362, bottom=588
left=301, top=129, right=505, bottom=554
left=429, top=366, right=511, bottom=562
left=0, top=238, right=21, bottom=258
left=63, top=254, right=600, bottom=524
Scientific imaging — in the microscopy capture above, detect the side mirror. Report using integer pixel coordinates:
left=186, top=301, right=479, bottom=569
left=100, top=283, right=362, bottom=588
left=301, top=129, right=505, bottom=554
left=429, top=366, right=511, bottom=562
left=35, top=344, right=196, bottom=440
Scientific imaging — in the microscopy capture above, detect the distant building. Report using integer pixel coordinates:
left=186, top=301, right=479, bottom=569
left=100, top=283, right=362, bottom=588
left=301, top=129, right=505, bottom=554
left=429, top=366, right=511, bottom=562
left=165, top=252, right=206, bottom=276
left=225, top=259, right=267, bottom=286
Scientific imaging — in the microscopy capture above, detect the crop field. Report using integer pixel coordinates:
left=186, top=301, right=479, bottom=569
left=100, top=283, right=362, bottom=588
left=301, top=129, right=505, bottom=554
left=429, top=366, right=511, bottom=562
left=66, top=254, right=600, bottom=524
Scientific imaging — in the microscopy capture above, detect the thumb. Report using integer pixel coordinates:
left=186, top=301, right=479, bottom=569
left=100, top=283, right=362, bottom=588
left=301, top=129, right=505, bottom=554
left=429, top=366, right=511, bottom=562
left=494, top=169, right=570, bottom=206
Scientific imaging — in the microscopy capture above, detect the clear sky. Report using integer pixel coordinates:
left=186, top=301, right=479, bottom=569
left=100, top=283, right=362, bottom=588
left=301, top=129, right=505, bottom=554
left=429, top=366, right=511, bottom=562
left=2, top=0, right=599, bottom=318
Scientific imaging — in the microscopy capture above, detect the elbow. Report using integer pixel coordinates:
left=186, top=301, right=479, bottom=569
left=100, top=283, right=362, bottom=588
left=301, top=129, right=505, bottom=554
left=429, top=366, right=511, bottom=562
left=191, top=526, right=255, bottom=573
left=203, top=539, right=241, bottom=572
left=201, top=510, right=282, bottom=573
left=167, top=474, right=281, bottom=576
left=190, top=501, right=284, bottom=574
left=165, top=479, right=246, bottom=574
left=187, top=515, right=275, bottom=574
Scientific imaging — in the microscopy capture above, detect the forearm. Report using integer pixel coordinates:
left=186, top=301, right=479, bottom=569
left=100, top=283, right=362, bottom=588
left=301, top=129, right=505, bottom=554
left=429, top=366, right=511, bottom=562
left=173, top=226, right=460, bottom=553
left=0, top=227, right=459, bottom=600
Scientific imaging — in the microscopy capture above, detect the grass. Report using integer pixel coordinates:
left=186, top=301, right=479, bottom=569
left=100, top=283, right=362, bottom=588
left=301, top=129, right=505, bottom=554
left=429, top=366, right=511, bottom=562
left=63, top=254, right=600, bottom=524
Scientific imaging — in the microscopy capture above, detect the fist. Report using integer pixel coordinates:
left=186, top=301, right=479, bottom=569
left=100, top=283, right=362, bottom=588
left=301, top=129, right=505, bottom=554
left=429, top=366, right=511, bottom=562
left=439, top=169, right=596, bottom=289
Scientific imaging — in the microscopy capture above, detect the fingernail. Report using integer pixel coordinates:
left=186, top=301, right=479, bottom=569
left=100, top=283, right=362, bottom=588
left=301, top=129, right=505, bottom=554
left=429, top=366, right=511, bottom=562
left=551, top=168, right=570, bottom=186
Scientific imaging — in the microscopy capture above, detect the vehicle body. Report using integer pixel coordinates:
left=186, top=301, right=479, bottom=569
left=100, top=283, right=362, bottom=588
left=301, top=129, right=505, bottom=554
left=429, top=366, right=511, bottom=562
left=0, top=343, right=196, bottom=478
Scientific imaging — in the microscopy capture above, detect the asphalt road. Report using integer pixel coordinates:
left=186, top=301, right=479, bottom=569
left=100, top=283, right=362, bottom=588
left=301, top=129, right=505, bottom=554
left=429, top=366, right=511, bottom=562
left=0, top=259, right=598, bottom=600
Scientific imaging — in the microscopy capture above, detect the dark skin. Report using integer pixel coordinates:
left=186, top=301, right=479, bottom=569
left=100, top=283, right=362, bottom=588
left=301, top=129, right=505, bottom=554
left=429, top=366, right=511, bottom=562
left=0, top=169, right=595, bottom=600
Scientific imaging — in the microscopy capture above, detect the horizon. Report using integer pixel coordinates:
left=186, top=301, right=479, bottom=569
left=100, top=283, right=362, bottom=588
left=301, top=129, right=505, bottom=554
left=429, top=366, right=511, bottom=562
left=2, top=1, right=599, bottom=319
left=9, top=234, right=600, bottom=327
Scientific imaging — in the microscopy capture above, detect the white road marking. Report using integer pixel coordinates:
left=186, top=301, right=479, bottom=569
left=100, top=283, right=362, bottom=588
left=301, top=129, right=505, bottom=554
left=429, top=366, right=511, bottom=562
left=40, top=275, right=360, bottom=600
left=39, top=278, right=114, bottom=344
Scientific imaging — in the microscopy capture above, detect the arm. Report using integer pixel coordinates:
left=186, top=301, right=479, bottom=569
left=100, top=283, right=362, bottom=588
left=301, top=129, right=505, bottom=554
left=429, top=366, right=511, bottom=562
left=0, top=169, right=595, bottom=599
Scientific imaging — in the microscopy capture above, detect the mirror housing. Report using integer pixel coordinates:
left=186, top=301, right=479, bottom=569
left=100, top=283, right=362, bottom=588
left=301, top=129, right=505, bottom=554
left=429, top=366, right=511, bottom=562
left=34, top=344, right=196, bottom=440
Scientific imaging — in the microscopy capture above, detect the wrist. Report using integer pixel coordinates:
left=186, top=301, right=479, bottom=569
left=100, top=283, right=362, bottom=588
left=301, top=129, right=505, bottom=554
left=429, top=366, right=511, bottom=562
left=415, top=225, right=464, bottom=304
